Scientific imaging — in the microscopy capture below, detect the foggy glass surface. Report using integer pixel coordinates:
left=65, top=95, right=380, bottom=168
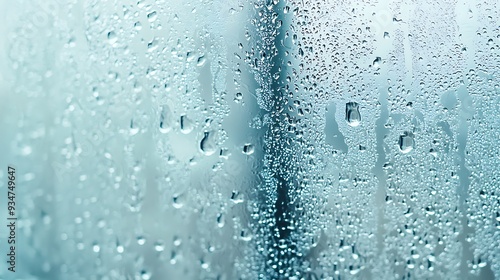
left=0, top=0, right=498, bottom=279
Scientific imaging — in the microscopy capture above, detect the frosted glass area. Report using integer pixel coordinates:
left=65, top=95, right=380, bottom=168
left=0, top=0, right=498, bottom=279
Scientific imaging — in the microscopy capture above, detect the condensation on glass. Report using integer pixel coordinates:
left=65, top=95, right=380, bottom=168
left=0, top=0, right=498, bottom=279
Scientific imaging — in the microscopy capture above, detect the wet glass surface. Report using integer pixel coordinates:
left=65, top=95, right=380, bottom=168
left=0, top=0, right=498, bottom=279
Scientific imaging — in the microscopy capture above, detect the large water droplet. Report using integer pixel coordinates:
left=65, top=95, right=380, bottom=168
left=242, top=143, right=254, bottom=155
left=399, top=132, right=415, bottom=153
left=200, top=131, right=216, bottom=156
left=345, top=102, right=361, bottom=127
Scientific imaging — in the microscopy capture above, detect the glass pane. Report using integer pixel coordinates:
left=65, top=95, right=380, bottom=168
left=0, top=0, right=498, bottom=279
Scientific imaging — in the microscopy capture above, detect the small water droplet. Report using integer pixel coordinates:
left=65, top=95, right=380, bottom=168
left=141, top=270, right=152, bottom=280
left=42, top=212, right=51, bottom=224
left=216, top=213, right=225, bottom=228
left=147, top=38, right=158, bottom=52
left=197, top=56, right=206, bottom=66
left=173, top=236, right=182, bottom=246
left=346, top=102, right=361, bottom=127
left=154, top=240, right=165, bottom=252
left=129, top=119, right=140, bottom=135
left=134, top=21, right=142, bottom=30
left=239, top=229, right=253, bottom=241
left=147, top=11, right=157, bottom=22
left=92, top=242, right=100, bottom=253
left=234, top=92, right=243, bottom=103
left=137, top=235, right=146, bottom=245
left=242, top=143, right=254, bottom=155
left=399, top=132, right=415, bottom=153
left=173, top=193, right=184, bottom=209
left=187, top=52, right=196, bottom=62
left=180, top=115, right=194, bottom=134
left=116, top=245, right=124, bottom=253
left=159, top=105, right=172, bottom=133
left=231, top=190, right=244, bottom=204
left=219, top=148, right=230, bottom=159
left=107, top=31, right=117, bottom=45
left=372, top=57, right=382, bottom=69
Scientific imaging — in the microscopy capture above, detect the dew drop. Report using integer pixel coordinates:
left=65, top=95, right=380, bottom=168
left=200, top=131, right=216, bottom=156
left=154, top=240, right=165, bottom=252
left=92, top=243, right=100, bottom=253
left=134, top=21, right=142, bottom=30
left=137, top=235, right=146, bottom=245
left=372, top=57, right=382, bottom=69
left=180, top=115, right=194, bottom=134
left=345, top=102, right=361, bottom=127
left=140, top=270, right=152, bottom=280
left=159, top=105, right=172, bottom=133
left=107, top=31, right=117, bottom=45
left=242, top=143, right=254, bottom=155
left=147, top=11, right=157, bottom=22
left=172, top=193, right=184, bottom=209
left=197, top=56, right=206, bottom=67
left=231, top=190, right=244, bottom=204
left=399, top=132, right=415, bottom=153
left=147, top=38, right=158, bottom=52
left=216, top=213, right=225, bottom=228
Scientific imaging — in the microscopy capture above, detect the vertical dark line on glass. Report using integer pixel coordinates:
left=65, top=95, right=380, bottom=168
left=254, top=0, right=301, bottom=278
left=269, top=1, right=300, bottom=278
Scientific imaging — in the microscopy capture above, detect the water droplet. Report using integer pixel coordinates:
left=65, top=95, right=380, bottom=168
left=172, top=193, right=184, bottom=209
left=186, top=52, right=196, bottom=62
left=92, top=243, right=100, bottom=253
left=372, top=57, right=382, bottom=69
left=197, top=56, right=206, bottom=67
left=399, top=132, right=415, bottom=153
left=137, top=235, right=146, bottom=245
left=134, top=21, right=142, bottom=30
left=159, top=105, right=172, bottom=133
left=141, top=270, right=152, bottom=280
left=219, top=148, right=230, bottom=159
left=180, top=115, right=194, bottom=134
left=239, top=229, right=253, bottom=241
left=154, top=240, right=165, bottom=252
left=231, top=190, right=244, bottom=204
left=116, top=245, right=124, bottom=253
left=42, top=212, right=51, bottom=224
left=345, top=102, right=361, bottom=127
left=216, top=213, right=225, bottom=228
left=234, top=92, right=243, bottom=103
left=173, top=236, right=182, bottom=246
left=147, top=38, right=158, bottom=52
left=107, top=31, right=117, bottom=45
left=200, top=131, right=216, bottom=156
left=242, top=143, right=254, bottom=155
left=147, top=11, right=157, bottom=22
left=129, top=119, right=140, bottom=135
